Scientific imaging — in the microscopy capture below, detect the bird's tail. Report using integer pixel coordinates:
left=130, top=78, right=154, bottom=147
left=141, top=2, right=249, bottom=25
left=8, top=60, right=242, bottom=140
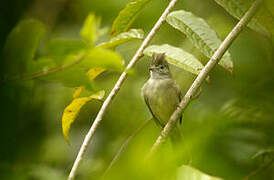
left=170, top=124, right=183, bottom=149
left=170, top=125, right=192, bottom=165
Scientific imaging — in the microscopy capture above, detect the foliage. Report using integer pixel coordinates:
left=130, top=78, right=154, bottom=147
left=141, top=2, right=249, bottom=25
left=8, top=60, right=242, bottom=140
left=110, top=0, right=153, bottom=37
left=214, top=0, right=273, bottom=37
left=166, top=10, right=233, bottom=74
left=62, top=90, right=105, bottom=144
left=1, top=0, right=273, bottom=179
left=98, top=29, right=144, bottom=49
left=3, top=19, right=46, bottom=77
left=144, top=44, right=204, bottom=75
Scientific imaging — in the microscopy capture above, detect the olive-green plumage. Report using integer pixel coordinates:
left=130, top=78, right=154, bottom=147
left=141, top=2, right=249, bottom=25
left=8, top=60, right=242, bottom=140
left=142, top=53, right=182, bottom=143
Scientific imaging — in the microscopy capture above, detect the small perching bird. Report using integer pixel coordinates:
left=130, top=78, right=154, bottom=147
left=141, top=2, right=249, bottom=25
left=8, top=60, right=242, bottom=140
left=142, top=53, right=182, bottom=144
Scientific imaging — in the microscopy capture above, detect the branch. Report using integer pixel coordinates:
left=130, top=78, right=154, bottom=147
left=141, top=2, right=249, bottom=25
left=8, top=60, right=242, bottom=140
left=5, top=52, right=86, bottom=81
left=68, top=0, right=179, bottom=179
left=102, top=119, right=151, bottom=178
left=149, top=0, right=263, bottom=155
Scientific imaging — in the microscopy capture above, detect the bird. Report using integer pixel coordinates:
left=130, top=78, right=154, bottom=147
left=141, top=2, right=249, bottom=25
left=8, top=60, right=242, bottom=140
left=142, top=53, right=182, bottom=144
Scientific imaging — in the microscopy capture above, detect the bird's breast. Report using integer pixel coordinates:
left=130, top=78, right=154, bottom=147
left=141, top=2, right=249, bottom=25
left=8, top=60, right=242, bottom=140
left=142, top=78, right=180, bottom=124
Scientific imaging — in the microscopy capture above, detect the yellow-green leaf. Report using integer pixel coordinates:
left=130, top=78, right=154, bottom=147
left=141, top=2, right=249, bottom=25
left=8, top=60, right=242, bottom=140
left=62, top=90, right=105, bottom=144
left=73, top=86, right=85, bottom=99
left=3, top=19, right=46, bottom=77
left=177, top=165, right=223, bottom=180
left=214, top=0, right=272, bottom=37
left=71, top=68, right=105, bottom=99
left=166, top=10, right=233, bottom=74
left=81, top=13, right=98, bottom=45
left=83, top=48, right=125, bottom=72
left=110, top=0, right=153, bottom=37
left=144, top=44, right=204, bottom=75
left=86, top=68, right=105, bottom=82
left=47, top=39, right=86, bottom=65
left=22, top=47, right=124, bottom=89
left=98, top=29, right=144, bottom=49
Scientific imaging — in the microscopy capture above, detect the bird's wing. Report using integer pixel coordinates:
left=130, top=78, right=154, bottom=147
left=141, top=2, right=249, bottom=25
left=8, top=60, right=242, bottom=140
left=144, top=95, right=165, bottom=128
left=173, top=80, right=183, bottom=124
left=179, top=91, right=183, bottom=124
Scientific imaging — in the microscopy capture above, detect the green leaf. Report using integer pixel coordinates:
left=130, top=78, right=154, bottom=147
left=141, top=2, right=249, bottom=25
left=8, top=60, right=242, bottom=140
left=266, top=0, right=274, bottom=17
left=166, top=10, right=233, bottom=74
left=72, top=67, right=105, bottom=99
left=29, top=48, right=124, bottom=88
left=98, top=29, right=144, bottom=49
left=62, top=90, right=105, bottom=144
left=25, top=57, right=57, bottom=75
left=110, top=0, right=152, bottom=37
left=252, top=148, right=274, bottom=159
left=255, top=1, right=274, bottom=38
left=86, top=68, right=106, bottom=82
left=214, top=0, right=272, bottom=37
left=177, top=165, right=223, bottom=180
left=80, top=13, right=98, bottom=45
left=36, top=52, right=92, bottom=88
left=83, top=48, right=125, bottom=71
left=73, top=86, right=85, bottom=99
left=3, top=19, right=46, bottom=77
left=47, top=39, right=86, bottom=65
left=144, top=44, right=204, bottom=75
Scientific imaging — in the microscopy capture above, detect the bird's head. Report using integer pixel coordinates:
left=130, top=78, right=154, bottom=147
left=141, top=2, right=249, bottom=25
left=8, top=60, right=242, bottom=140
left=149, top=53, right=171, bottom=78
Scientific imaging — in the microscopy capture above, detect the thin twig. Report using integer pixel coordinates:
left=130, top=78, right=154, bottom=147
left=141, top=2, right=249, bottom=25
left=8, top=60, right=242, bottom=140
left=243, top=159, right=273, bottom=180
left=5, top=52, right=86, bottom=81
left=68, top=0, right=179, bottom=179
left=102, top=119, right=151, bottom=178
left=149, top=0, right=263, bottom=155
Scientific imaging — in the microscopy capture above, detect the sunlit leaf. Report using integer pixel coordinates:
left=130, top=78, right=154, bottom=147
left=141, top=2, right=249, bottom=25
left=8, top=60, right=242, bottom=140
left=83, top=48, right=125, bottom=71
left=3, top=19, right=46, bottom=77
left=177, top=165, right=223, bottom=180
left=73, top=86, right=85, bottom=99
left=110, top=0, right=153, bottom=37
left=47, top=39, right=86, bottom=65
left=144, top=44, right=204, bottom=75
left=166, top=10, right=233, bottom=74
left=214, top=0, right=272, bottom=37
left=86, top=68, right=105, bottom=82
left=70, top=68, right=105, bottom=98
left=30, top=48, right=123, bottom=88
left=37, top=51, right=93, bottom=88
left=62, top=90, right=105, bottom=144
left=98, top=29, right=144, bottom=49
left=25, top=57, right=56, bottom=75
left=98, top=27, right=109, bottom=38
left=81, top=13, right=98, bottom=45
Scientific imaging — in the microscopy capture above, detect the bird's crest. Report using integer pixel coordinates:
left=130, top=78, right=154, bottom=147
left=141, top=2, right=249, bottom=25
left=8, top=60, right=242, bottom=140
left=151, top=53, right=168, bottom=67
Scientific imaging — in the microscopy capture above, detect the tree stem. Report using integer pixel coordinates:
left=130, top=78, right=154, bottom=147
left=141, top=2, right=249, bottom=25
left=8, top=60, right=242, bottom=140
left=68, top=0, right=179, bottom=179
left=149, top=0, right=263, bottom=155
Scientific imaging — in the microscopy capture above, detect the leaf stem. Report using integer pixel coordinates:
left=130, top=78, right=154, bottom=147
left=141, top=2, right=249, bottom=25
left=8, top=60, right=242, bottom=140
left=148, top=0, right=263, bottom=156
left=102, top=119, right=151, bottom=178
left=68, top=0, right=179, bottom=179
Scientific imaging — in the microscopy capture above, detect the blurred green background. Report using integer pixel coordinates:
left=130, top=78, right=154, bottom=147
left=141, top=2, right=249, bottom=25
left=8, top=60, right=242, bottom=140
left=0, top=0, right=273, bottom=179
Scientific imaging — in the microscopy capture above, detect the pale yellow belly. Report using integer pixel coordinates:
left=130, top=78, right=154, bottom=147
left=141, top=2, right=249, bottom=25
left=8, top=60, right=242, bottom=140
left=143, top=78, right=180, bottom=125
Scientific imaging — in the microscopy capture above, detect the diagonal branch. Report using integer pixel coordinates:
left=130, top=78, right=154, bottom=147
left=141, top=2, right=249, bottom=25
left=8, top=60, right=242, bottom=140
left=149, top=0, right=263, bottom=155
left=102, top=119, right=151, bottom=178
left=68, top=0, right=179, bottom=179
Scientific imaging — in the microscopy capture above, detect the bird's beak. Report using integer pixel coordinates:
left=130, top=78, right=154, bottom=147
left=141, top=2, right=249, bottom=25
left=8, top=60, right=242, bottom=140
left=149, top=66, right=156, bottom=71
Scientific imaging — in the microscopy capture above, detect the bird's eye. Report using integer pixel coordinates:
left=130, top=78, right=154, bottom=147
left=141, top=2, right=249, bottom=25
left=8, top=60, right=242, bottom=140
left=160, top=65, right=164, bottom=69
